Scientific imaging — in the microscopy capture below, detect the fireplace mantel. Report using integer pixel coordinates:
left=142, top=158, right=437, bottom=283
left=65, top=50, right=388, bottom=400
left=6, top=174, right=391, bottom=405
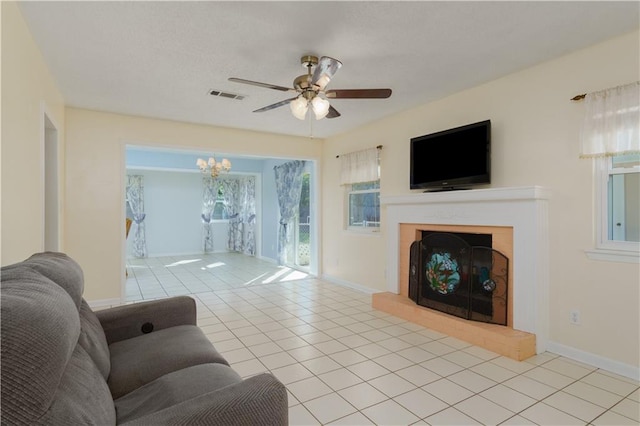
left=381, top=186, right=550, bottom=206
left=381, top=186, right=550, bottom=354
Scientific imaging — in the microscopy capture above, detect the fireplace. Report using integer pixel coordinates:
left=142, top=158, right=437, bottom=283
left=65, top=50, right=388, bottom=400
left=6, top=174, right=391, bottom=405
left=373, top=186, right=550, bottom=360
left=409, top=231, right=509, bottom=326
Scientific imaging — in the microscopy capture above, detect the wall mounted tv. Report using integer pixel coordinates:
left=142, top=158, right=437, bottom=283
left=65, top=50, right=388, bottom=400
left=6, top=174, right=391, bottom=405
left=410, top=120, right=491, bottom=191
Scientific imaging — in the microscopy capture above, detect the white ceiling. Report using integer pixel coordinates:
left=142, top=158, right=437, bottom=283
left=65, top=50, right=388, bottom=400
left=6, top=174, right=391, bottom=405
left=18, top=1, right=639, bottom=139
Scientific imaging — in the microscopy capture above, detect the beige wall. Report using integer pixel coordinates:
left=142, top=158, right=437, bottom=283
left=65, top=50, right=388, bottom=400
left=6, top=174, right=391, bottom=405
left=65, top=108, right=321, bottom=301
left=1, top=2, right=66, bottom=265
left=322, top=31, right=640, bottom=367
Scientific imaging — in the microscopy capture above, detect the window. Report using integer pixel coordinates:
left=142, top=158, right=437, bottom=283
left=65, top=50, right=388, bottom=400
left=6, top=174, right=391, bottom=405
left=339, top=147, right=381, bottom=232
left=347, top=180, right=380, bottom=230
left=212, top=185, right=228, bottom=220
left=580, top=82, right=640, bottom=262
left=594, top=154, right=640, bottom=252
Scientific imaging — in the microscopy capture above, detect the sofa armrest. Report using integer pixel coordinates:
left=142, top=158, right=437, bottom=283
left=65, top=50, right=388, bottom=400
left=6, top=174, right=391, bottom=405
left=96, top=296, right=197, bottom=344
left=121, top=373, right=288, bottom=426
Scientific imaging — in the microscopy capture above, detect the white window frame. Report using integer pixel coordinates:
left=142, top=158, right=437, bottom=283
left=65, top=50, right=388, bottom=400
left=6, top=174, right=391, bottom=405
left=586, top=156, right=640, bottom=263
left=345, top=180, right=381, bottom=233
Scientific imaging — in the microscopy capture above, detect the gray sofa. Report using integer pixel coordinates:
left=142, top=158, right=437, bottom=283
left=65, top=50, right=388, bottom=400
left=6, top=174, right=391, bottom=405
left=1, top=252, right=288, bottom=425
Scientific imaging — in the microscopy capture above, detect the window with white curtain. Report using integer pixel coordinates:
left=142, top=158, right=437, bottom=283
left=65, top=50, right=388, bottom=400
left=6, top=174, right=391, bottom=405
left=580, top=82, right=639, bottom=262
left=340, top=147, right=381, bottom=232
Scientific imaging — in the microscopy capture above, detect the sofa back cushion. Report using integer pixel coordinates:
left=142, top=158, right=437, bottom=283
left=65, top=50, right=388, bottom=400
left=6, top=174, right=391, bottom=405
left=79, top=300, right=111, bottom=380
left=1, top=265, right=81, bottom=424
left=23, top=252, right=84, bottom=309
left=37, top=345, right=116, bottom=425
left=23, top=253, right=111, bottom=379
left=1, top=255, right=115, bottom=425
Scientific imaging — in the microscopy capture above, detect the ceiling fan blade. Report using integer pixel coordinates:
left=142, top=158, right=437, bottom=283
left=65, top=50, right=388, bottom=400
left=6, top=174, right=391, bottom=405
left=325, top=89, right=392, bottom=99
left=312, top=56, right=342, bottom=90
left=326, top=105, right=341, bottom=119
left=229, top=77, right=292, bottom=92
left=253, top=97, right=297, bottom=113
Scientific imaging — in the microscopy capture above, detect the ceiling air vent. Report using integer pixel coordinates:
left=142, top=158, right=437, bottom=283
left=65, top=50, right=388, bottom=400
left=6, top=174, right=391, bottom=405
left=208, top=89, right=245, bottom=101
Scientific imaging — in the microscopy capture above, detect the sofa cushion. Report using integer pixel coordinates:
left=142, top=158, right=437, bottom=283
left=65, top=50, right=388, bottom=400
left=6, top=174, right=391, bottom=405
left=0, top=265, right=81, bottom=425
left=119, top=373, right=288, bottom=426
left=23, top=252, right=85, bottom=309
left=108, top=324, right=228, bottom=398
left=114, top=363, right=241, bottom=423
left=37, top=345, right=116, bottom=425
left=78, top=300, right=111, bottom=380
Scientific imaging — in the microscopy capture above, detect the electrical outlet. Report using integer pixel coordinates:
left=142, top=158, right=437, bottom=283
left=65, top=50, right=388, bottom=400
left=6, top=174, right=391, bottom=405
left=570, top=310, right=581, bottom=325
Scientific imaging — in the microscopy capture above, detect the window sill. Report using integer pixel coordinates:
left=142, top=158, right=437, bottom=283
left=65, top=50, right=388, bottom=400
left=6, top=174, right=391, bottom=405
left=585, top=248, right=639, bottom=264
left=345, top=228, right=381, bottom=236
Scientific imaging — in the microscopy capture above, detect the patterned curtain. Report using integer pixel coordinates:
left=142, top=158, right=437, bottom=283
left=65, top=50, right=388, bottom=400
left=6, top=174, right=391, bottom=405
left=274, top=160, right=306, bottom=265
left=242, top=177, right=257, bottom=256
left=126, top=175, right=147, bottom=258
left=219, top=176, right=257, bottom=254
left=220, top=178, right=241, bottom=251
left=201, top=176, right=218, bottom=253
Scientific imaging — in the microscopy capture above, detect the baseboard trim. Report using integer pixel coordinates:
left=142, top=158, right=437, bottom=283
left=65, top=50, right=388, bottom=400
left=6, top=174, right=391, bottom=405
left=257, top=256, right=278, bottom=264
left=134, top=251, right=224, bottom=258
left=547, top=340, right=639, bottom=381
left=321, top=274, right=382, bottom=295
left=87, top=298, right=123, bottom=309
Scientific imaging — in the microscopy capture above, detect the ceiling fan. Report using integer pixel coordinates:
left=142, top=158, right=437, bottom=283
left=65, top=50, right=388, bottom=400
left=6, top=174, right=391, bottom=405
left=229, top=55, right=392, bottom=120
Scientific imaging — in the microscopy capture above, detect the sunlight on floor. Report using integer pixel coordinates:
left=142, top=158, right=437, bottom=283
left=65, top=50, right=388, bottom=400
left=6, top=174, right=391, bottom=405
left=262, top=267, right=294, bottom=284
left=280, top=270, right=309, bottom=282
left=125, top=253, right=311, bottom=302
left=243, top=273, right=269, bottom=286
left=203, top=262, right=225, bottom=269
left=165, top=258, right=201, bottom=267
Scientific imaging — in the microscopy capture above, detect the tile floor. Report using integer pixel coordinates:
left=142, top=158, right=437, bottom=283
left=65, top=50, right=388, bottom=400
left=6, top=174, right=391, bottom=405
left=126, top=253, right=639, bottom=425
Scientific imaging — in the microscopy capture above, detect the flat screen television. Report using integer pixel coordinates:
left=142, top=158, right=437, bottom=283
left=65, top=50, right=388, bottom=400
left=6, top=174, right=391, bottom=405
left=410, top=120, right=491, bottom=191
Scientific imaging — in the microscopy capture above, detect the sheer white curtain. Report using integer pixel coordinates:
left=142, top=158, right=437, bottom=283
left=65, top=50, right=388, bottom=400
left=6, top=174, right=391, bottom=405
left=340, top=147, right=380, bottom=185
left=580, top=81, right=640, bottom=158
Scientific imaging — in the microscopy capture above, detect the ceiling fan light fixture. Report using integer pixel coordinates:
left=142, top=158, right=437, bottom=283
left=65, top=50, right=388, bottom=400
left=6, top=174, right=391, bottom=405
left=315, top=74, right=331, bottom=90
left=311, top=96, right=330, bottom=120
left=229, top=54, right=390, bottom=123
left=290, top=96, right=308, bottom=120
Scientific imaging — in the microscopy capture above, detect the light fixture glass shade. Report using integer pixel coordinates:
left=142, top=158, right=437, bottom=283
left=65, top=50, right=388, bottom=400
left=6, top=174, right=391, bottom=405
left=311, top=96, right=330, bottom=120
left=290, top=96, right=308, bottom=120
left=220, top=158, right=231, bottom=171
left=315, top=74, right=331, bottom=90
left=196, top=158, right=208, bottom=171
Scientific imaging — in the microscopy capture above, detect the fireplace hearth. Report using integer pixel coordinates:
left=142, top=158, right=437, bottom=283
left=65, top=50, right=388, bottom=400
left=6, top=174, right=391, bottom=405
left=409, top=232, right=509, bottom=326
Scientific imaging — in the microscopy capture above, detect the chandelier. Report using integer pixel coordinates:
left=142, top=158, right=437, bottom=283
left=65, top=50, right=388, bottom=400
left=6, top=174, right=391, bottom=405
left=196, top=156, right=231, bottom=178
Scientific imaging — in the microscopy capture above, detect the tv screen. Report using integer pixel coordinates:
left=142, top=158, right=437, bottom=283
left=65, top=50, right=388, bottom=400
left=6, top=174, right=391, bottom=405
left=410, top=120, right=491, bottom=191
